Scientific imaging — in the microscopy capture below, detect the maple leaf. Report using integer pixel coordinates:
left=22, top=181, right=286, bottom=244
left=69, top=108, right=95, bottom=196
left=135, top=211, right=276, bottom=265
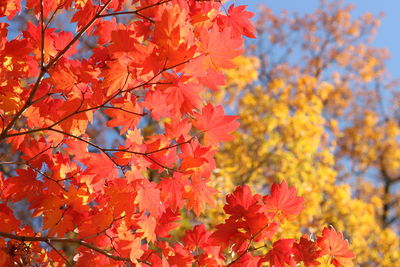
left=0, top=0, right=21, bottom=19
left=197, top=68, right=226, bottom=91
left=103, top=95, right=143, bottom=134
left=183, top=224, right=211, bottom=251
left=162, top=74, right=203, bottom=117
left=158, top=174, right=186, bottom=211
left=179, top=138, right=210, bottom=173
left=224, top=184, right=264, bottom=219
left=292, top=235, right=322, bottom=266
left=184, top=177, right=217, bottom=216
left=155, top=208, right=180, bottom=238
left=116, top=220, right=144, bottom=263
left=0, top=204, right=20, bottom=232
left=220, top=185, right=278, bottom=242
left=81, top=153, right=119, bottom=191
left=129, top=237, right=145, bottom=264
left=210, top=218, right=250, bottom=251
left=218, top=5, right=256, bottom=38
left=26, top=0, right=65, bottom=18
left=165, top=118, right=192, bottom=140
left=230, top=253, right=262, bottom=267
left=137, top=214, right=157, bottom=243
left=23, top=22, right=57, bottom=63
left=108, top=28, right=141, bottom=54
left=2, top=168, right=43, bottom=202
left=317, top=227, right=355, bottom=267
left=143, top=89, right=171, bottom=120
left=199, top=24, right=243, bottom=70
left=93, top=18, right=118, bottom=45
left=53, top=31, right=79, bottom=59
left=134, top=179, right=164, bottom=217
left=70, top=1, right=97, bottom=32
left=193, top=103, right=239, bottom=146
left=103, top=179, right=137, bottom=217
left=162, top=242, right=195, bottom=266
left=265, top=239, right=296, bottom=267
left=49, top=62, right=78, bottom=94
left=79, top=208, right=113, bottom=237
left=101, top=59, right=132, bottom=96
left=263, top=180, right=305, bottom=222
left=153, top=5, right=191, bottom=54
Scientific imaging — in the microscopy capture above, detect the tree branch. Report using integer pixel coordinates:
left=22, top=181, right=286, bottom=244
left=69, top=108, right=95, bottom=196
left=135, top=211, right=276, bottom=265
left=0, top=231, right=150, bottom=264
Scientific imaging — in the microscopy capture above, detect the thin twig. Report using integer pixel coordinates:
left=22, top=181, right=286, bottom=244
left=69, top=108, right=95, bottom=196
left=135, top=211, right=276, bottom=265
left=227, top=222, right=273, bottom=266
left=45, top=241, right=73, bottom=267
left=98, top=0, right=171, bottom=19
left=40, top=0, right=45, bottom=68
left=81, top=216, right=125, bottom=240
left=44, top=5, right=63, bottom=30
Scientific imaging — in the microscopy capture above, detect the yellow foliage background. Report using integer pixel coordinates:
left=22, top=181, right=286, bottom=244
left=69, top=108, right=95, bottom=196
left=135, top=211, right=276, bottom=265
left=204, top=1, right=400, bottom=266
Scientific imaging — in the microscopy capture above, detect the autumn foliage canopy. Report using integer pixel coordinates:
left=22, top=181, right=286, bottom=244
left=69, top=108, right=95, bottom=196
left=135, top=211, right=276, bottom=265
left=0, top=0, right=355, bottom=266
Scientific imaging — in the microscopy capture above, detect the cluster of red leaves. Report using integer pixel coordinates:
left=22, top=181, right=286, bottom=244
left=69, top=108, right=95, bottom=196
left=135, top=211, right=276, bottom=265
left=0, top=0, right=354, bottom=266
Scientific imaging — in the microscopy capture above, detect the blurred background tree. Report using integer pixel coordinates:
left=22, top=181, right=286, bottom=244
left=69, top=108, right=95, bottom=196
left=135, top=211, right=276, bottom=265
left=206, top=0, right=400, bottom=265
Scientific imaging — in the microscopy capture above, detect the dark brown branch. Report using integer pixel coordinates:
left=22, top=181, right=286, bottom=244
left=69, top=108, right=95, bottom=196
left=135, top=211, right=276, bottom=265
left=40, top=0, right=44, bottom=68
left=0, top=231, right=147, bottom=264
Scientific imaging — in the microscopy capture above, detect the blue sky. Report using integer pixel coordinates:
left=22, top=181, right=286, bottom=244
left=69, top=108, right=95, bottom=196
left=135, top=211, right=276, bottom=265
left=244, top=0, right=400, bottom=77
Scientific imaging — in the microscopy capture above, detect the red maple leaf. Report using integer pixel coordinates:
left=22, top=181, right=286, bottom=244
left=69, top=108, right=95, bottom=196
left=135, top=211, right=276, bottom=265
left=104, top=95, right=143, bottom=134
left=183, top=224, right=211, bottom=251
left=292, top=235, right=322, bottom=266
left=193, top=103, right=239, bottom=146
left=317, top=227, right=355, bottom=267
left=155, top=208, right=180, bottom=238
left=218, top=5, right=256, bottom=38
left=263, top=180, right=304, bottom=222
left=224, top=185, right=264, bottom=219
left=265, top=239, right=296, bottom=267
left=71, top=1, right=97, bottom=32
left=0, top=204, right=20, bottom=232
left=158, top=174, right=186, bottom=211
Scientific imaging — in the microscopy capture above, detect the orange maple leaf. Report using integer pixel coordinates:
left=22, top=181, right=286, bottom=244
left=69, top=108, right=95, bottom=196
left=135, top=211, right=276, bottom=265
left=317, top=227, right=355, bottom=267
left=184, top=177, right=216, bottom=216
left=199, top=24, right=243, bottom=70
